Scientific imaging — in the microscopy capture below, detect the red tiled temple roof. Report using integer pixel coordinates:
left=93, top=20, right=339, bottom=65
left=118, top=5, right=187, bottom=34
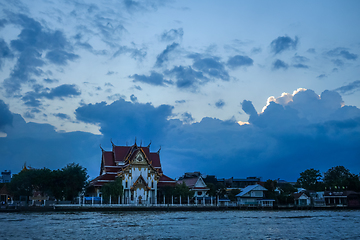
left=103, top=151, right=115, bottom=166
left=92, top=142, right=175, bottom=187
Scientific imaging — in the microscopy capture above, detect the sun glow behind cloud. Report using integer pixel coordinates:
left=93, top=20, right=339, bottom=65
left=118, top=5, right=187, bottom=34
left=261, top=88, right=307, bottom=112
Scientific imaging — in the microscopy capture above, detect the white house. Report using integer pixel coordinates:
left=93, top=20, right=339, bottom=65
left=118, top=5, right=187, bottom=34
left=236, top=184, right=274, bottom=207
left=293, top=192, right=311, bottom=206
left=177, top=176, right=209, bottom=204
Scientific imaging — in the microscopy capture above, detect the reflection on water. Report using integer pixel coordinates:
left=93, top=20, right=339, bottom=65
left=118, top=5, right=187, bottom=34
left=1, top=210, right=360, bottom=239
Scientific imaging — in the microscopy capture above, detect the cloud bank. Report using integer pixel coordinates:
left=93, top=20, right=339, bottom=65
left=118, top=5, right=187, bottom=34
left=1, top=88, right=359, bottom=181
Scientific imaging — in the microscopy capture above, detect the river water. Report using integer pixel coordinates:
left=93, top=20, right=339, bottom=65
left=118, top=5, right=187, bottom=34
left=1, top=210, right=359, bottom=239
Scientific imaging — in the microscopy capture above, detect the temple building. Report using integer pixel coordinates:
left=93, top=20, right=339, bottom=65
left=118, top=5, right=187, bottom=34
left=89, top=141, right=176, bottom=204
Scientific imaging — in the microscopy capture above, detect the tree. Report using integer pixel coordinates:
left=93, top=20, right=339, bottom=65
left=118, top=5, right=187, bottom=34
left=324, top=166, right=360, bottom=191
left=9, top=169, right=35, bottom=201
left=264, top=179, right=278, bottom=200
left=60, top=163, right=88, bottom=201
left=9, top=168, right=53, bottom=200
left=297, top=168, right=322, bottom=190
left=101, top=177, right=123, bottom=203
left=227, top=189, right=241, bottom=202
left=174, top=182, right=193, bottom=199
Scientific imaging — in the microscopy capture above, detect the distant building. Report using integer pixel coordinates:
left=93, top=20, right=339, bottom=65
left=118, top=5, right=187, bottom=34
left=89, top=142, right=176, bottom=204
left=0, top=170, right=11, bottom=183
left=0, top=185, right=12, bottom=204
left=236, top=184, right=275, bottom=207
left=218, top=177, right=261, bottom=189
left=177, top=174, right=209, bottom=204
left=293, top=192, right=311, bottom=206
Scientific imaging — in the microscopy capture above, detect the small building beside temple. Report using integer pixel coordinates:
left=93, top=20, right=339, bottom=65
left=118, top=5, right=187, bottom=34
left=177, top=172, right=209, bottom=204
left=89, top=141, right=176, bottom=204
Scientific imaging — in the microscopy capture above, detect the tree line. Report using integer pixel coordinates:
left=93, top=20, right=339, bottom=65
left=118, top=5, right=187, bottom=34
left=9, top=163, right=88, bottom=202
left=296, top=166, right=360, bottom=191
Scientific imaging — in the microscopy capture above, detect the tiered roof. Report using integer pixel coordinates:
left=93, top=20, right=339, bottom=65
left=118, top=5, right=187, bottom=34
left=91, top=142, right=174, bottom=187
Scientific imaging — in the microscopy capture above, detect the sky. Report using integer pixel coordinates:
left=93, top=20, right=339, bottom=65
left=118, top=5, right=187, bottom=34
left=0, top=0, right=360, bottom=182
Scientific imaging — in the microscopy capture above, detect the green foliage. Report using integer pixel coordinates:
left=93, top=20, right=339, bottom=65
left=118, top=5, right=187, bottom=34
left=206, top=182, right=226, bottom=197
left=227, top=189, right=241, bottom=202
left=297, top=168, right=322, bottom=190
left=324, top=166, right=360, bottom=191
left=264, top=179, right=278, bottom=200
left=9, top=163, right=88, bottom=202
left=279, top=183, right=297, bottom=194
left=61, top=163, right=89, bottom=201
left=174, top=182, right=194, bottom=199
left=101, top=177, right=123, bottom=201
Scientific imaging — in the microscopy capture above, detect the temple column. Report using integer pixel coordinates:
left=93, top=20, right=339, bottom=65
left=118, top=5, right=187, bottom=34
left=180, top=196, right=182, bottom=206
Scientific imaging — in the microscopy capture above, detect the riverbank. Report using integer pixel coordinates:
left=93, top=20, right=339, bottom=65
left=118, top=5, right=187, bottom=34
left=0, top=204, right=357, bottom=213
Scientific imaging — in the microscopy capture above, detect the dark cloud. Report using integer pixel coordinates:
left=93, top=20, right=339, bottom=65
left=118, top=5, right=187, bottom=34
left=160, top=28, right=184, bottom=42
left=24, top=111, right=35, bottom=119
left=227, top=55, right=253, bottom=69
left=307, top=48, right=316, bottom=54
left=181, top=112, right=194, bottom=124
left=45, top=50, right=79, bottom=65
left=332, top=59, right=344, bottom=67
left=41, top=84, right=81, bottom=100
left=22, top=84, right=81, bottom=106
left=272, top=59, right=288, bottom=70
left=251, top=47, right=262, bottom=54
left=175, top=100, right=186, bottom=104
left=192, top=57, right=229, bottom=81
left=130, top=94, right=138, bottom=102
left=317, top=74, right=327, bottom=79
left=133, top=85, right=142, bottom=90
left=54, top=113, right=71, bottom=120
left=215, top=99, right=225, bottom=109
left=326, top=47, right=358, bottom=60
left=335, top=80, right=360, bottom=95
left=130, top=71, right=173, bottom=86
left=0, top=19, right=7, bottom=28
left=270, top=36, right=298, bottom=54
left=106, top=71, right=115, bottom=75
left=154, top=42, right=179, bottom=67
left=292, top=55, right=309, bottom=63
left=241, top=100, right=258, bottom=123
left=2, top=14, right=78, bottom=94
left=0, top=114, right=101, bottom=178
left=0, top=100, right=13, bottom=130
left=75, top=98, right=173, bottom=143
left=1, top=89, right=360, bottom=181
left=113, top=45, right=147, bottom=61
left=293, top=63, right=309, bottom=69
left=0, top=38, right=14, bottom=69
left=43, top=78, right=59, bottom=84
left=123, top=0, right=142, bottom=12
left=165, top=66, right=208, bottom=89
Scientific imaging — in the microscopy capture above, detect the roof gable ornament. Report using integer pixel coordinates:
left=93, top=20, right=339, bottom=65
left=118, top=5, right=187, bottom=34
left=100, top=144, right=104, bottom=152
left=111, top=139, right=115, bottom=148
left=157, top=146, right=161, bottom=154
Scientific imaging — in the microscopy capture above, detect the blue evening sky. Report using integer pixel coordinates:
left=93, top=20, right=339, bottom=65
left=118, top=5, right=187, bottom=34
left=0, top=0, right=359, bottom=181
